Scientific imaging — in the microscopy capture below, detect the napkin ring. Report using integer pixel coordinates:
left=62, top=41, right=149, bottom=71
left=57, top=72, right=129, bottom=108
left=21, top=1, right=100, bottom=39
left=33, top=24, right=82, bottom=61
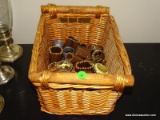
left=75, top=60, right=94, bottom=72
left=48, top=62, right=58, bottom=72
left=91, top=50, right=105, bottom=63
left=56, top=60, right=73, bottom=72
left=63, top=46, right=74, bottom=58
left=65, top=36, right=80, bottom=50
left=89, top=45, right=104, bottom=54
left=76, top=46, right=91, bottom=59
left=49, top=46, right=63, bottom=62
left=53, top=40, right=64, bottom=48
left=65, top=53, right=84, bottom=65
left=94, top=63, right=108, bottom=74
left=65, top=52, right=74, bottom=61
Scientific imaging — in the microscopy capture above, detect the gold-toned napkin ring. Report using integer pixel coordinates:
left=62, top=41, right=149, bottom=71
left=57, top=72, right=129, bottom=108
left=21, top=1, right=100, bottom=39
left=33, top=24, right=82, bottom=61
left=48, top=62, right=58, bottom=72
left=89, top=45, right=104, bottom=54
left=56, top=60, right=73, bottom=72
left=94, top=63, right=108, bottom=74
left=91, top=49, right=105, bottom=63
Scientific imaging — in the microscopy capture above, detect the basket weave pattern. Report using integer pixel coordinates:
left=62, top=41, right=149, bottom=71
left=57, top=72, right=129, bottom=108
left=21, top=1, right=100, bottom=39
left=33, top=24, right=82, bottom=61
left=28, top=4, right=134, bottom=115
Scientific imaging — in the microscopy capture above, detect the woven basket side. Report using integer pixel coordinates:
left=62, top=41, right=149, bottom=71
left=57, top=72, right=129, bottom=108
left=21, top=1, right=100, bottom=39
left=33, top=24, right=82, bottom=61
left=44, top=14, right=109, bottom=46
left=37, top=88, right=119, bottom=115
left=89, top=14, right=109, bottom=46
left=28, top=15, right=45, bottom=75
left=109, top=16, right=132, bottom=75
left=37, top=20, right=51, bottom=72
left=103, top=21, right=124, bottom=74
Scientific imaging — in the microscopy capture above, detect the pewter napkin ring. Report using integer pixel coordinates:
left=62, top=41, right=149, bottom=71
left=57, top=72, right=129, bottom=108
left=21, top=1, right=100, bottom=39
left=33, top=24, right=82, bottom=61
left=53, top=40, right=65, bottom=48
left=63, top=46, right=74, bottom=58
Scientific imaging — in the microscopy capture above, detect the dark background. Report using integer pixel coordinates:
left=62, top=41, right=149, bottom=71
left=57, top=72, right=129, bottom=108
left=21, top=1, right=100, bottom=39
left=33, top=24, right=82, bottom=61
left=0, top=43, right=160, bottom=120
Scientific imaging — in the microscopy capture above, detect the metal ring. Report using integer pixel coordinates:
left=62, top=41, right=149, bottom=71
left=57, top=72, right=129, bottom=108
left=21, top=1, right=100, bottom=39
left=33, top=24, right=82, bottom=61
left=48, top=62, right=58, bottom=72
left=53, top=40, right=64, bottom=48
left=91, top=50, right=105, bottom=63
left=56, top=60, right=73, bottom=72
left=89, top=45, right=103, bottom=53
left=65, top=52, right=74, bottom=61
left=63, top=46, right=74, bottom=58
left=94, top=63, right=108, bottom=74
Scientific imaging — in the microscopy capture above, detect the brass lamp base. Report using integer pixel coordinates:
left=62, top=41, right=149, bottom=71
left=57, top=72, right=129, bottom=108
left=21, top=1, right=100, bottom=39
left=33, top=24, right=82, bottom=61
left=0, top=65, right=15, bottom=85
left=0, top=24, right=23, bottom=62
left=0, top=95, right=4, bottom=113
left=0, top=44, right=23, bottom=62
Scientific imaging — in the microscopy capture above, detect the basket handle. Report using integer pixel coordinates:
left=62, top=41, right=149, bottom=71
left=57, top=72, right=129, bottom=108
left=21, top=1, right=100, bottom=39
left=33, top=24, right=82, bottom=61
left=41, top=4, right=110, bottom=18
left=30, top=71, right=134, bottom=89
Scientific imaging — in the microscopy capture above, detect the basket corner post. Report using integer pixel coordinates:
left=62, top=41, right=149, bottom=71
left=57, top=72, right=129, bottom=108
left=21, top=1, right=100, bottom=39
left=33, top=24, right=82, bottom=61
left=113, top=74, right=134, bottom=91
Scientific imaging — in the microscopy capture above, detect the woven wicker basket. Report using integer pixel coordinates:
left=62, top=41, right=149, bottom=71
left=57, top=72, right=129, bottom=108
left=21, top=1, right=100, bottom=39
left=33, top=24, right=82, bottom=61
left=28, top=4, right=134, bottom=115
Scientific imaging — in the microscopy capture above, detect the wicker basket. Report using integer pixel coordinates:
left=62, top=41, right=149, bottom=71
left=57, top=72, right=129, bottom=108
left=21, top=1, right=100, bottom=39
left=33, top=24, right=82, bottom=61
left=28, top=4, right=134, bottom=115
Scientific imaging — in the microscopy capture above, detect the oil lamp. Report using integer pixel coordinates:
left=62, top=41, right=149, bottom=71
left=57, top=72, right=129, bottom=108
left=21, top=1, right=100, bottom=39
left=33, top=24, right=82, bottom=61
left=0, top=0, right=23, bottom=62
left=0, top=0, right=22, bottom=85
